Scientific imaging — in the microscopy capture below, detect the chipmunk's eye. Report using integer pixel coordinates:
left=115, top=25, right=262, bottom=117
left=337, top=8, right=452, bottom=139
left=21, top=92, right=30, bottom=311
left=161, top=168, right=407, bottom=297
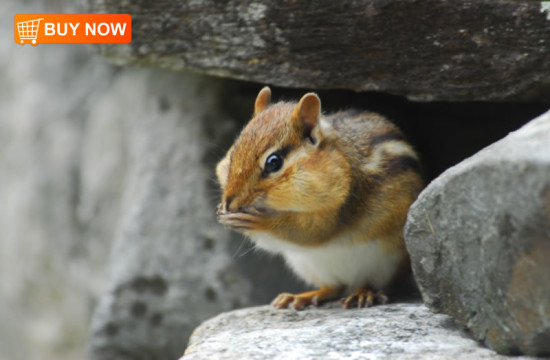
left=264, top=153, right=283, bottom=174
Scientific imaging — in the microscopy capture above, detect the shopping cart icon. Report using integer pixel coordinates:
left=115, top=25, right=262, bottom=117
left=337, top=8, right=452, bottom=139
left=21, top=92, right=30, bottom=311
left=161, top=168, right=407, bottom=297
left=17, top=18, right=43, bottom=46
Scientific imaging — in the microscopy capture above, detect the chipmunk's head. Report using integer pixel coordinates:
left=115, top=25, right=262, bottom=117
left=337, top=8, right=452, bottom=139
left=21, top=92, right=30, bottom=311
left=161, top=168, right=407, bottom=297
left=216, top=87, right=350, bottom=230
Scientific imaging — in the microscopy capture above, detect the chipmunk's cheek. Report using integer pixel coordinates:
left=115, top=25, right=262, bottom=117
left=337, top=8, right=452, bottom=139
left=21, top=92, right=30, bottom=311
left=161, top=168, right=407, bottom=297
left=263, top=184, right=317, bottom=212
left=259, top=180, right=291, bottom=210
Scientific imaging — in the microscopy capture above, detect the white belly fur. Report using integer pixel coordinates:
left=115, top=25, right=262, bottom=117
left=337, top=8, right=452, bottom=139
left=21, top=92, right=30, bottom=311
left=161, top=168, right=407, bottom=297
left=249, top=232, right=403, bottom=292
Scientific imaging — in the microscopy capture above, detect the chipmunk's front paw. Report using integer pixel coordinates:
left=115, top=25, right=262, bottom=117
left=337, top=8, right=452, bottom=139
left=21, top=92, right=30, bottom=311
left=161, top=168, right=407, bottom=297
left=340, top=287, right=388, bottom=309
left=271, top=287, right=342, bottom=311
left=217, top=209, right=261, bottom=232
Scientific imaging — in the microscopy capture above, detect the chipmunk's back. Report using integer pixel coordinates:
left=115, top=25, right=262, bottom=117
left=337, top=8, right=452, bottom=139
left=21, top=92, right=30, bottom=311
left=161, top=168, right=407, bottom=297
left=326, top=109, right=421, bottom=175
left=316, top=109, right=423, bottom=235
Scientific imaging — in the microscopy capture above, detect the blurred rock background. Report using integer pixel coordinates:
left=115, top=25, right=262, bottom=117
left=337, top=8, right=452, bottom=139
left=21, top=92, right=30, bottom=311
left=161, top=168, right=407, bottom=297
left=1, top=1, right=115, bottom=359
left=1, top=0, right=548, bottom=359
left=2, top=2, right=303, bottom=360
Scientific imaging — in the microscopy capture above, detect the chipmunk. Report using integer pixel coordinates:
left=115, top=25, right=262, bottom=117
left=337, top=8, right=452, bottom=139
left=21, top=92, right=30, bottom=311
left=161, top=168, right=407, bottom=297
left=216, top=87, right=423, bottom=310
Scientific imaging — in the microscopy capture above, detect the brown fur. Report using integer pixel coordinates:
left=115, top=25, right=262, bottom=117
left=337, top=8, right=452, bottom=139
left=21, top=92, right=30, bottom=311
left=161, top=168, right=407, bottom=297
left=216, top=88, right=424, bottom=300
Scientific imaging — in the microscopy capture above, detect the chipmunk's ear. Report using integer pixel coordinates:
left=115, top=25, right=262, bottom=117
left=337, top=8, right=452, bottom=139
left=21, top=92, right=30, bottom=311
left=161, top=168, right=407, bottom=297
left=254, top=87, right=271, bottom=115
left=291, top=92, right=321, bottom=141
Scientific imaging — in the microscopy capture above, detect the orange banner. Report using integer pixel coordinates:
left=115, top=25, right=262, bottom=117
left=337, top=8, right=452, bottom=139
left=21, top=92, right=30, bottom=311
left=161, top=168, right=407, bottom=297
left=14, top=14, right=131, bottom=46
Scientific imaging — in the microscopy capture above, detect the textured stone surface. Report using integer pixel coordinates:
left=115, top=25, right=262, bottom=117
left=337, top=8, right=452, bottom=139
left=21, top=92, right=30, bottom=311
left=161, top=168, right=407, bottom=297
left=404, top=110, right=550, bottom=356
left=88, top=0, right=550, bottom=102
left=182, top=302, right=537, bottom=360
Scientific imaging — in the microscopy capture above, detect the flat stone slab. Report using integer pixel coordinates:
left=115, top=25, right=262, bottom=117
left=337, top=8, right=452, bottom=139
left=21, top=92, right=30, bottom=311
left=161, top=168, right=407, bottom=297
left=89, top=0, right=550, bottom=102
left=182, top=302, right=537, bottom=359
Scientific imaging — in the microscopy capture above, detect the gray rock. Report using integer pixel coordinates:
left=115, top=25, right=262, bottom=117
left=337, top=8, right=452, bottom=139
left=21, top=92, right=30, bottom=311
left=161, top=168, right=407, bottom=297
left=3, top=2, right=303, bottom=360
left=3, top=1, right=547, bottom=359
left=182, top=302, right=536, bottom=360
left=404, top=110, right=550, bottom=356
left=88, top=0, right=550, bottom=102
left=82, top=70, right=247, bottom=360
left=85, top=70, right=305, bottom=360
left=0, top=1, right=117, bottom=359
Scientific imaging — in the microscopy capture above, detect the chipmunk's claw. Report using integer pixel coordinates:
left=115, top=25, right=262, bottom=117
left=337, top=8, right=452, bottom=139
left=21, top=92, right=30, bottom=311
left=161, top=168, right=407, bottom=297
left=272, top=293, right=311, bottom=310
left=340, top=287, right=388, bottom=309
left=271, top=287, right=343, bottom=311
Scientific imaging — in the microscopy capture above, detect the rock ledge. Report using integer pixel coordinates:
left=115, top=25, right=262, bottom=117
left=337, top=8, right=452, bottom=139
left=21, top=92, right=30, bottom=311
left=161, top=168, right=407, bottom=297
left=89, top=0, right=550, bottom=102
left=182, top=302, right=536, bottom=359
